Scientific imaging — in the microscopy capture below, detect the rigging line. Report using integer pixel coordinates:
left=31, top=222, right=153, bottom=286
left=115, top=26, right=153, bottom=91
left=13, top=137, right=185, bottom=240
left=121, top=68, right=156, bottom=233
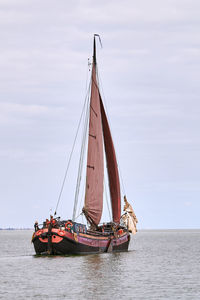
left=73, top=63, right=92, bottom=220
left=104, top=177, right=112, bottom=221
left=72, top=80, right=90, bottom=220
left=74, top=211, right=83, bottom=221
left=118, top=165, right=126, bottom=195
left=54, top=85, right=90, bottom=216
left=86, top=57, right=91, bottom=93
left=76, top=177, right=86, bottom=220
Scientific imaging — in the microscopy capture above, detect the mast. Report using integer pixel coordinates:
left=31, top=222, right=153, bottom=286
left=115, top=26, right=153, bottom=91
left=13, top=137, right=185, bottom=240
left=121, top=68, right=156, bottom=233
left=93, top=35, right=96, bottom=65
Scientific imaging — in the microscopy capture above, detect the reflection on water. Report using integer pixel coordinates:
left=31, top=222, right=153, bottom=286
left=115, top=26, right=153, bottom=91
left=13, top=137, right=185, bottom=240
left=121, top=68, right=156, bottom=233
left=80, top=253, right=123, bottom=297
left=0, top=230, right=200, bottom=299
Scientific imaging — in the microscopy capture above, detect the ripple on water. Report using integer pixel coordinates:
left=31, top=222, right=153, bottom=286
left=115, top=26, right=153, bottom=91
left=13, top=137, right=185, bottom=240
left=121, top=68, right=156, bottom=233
left=0, top=229, right=199, bottom=300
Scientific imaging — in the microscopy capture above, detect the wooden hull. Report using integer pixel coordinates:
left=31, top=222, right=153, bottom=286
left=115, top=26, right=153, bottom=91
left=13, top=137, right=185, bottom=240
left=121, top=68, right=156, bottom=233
left=32, top=227, right=130, bottom=255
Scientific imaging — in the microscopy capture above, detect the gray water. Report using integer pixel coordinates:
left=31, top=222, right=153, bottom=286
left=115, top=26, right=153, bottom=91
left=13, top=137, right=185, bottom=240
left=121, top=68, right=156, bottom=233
left=0, top=230, right=199, bottom=300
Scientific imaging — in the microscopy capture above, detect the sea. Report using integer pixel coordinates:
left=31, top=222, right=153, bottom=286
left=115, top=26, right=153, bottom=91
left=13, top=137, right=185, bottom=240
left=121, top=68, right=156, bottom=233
left=0, top=230, right=199, bottom=300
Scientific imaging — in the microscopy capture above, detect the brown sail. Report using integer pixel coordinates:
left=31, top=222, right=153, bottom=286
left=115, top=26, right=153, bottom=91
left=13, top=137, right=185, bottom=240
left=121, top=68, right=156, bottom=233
left=100, top=98, right=121, bottom=223
left=83, top=39, right=104, bottom=226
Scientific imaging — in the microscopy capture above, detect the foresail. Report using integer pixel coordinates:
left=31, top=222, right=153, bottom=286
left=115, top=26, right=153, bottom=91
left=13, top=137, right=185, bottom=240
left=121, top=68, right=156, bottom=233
left=83, top=63, right=104, bottom=226
left=100, top=98, right=121, bottom=223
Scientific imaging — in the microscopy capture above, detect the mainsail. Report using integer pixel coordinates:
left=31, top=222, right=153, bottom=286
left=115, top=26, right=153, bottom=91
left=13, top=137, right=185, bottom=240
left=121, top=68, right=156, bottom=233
left=83, top=35, right=121, bottom=226
left=83, top=38, right=104, bottom=225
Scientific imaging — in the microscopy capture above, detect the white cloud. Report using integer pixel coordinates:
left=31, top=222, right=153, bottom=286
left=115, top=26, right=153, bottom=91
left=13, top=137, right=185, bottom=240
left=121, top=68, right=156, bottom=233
left=0, top=0, right=200, bottom=228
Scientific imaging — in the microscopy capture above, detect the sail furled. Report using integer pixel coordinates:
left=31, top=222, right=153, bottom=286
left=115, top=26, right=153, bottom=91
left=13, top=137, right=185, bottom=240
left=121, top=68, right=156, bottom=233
left=100, top=98, right=121, bottom=223
left=122, top=196, right=138, bottom=234
left=83, top=62, right=104, bottom=226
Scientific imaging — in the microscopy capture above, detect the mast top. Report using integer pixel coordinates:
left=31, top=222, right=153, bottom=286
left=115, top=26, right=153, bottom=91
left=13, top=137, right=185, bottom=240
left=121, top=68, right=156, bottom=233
left=93, top=34, right=102, bottom=65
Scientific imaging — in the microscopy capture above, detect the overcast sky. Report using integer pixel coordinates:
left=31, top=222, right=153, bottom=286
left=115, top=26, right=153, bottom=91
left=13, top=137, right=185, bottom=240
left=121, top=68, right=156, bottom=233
left=0, top=0, right=200, bottom=229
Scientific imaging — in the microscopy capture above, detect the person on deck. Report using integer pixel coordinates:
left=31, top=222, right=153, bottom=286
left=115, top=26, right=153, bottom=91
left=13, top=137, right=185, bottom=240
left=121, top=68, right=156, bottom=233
left=34, top=221, right=39, bottom=232
left=45, top=219, right=49, bottom=227
left=50, top=215, right=57, bottom=228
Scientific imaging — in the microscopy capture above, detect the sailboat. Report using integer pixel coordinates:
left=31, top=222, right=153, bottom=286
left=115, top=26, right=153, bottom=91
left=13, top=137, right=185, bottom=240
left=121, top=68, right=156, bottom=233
left=32, top=35, right=137, bottom=255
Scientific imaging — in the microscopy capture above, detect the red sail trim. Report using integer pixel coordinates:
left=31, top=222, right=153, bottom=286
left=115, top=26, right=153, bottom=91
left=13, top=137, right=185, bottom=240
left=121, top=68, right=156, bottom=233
left=100, top=97, right=121, bottom=223
left=84, top=64, right=104, bottom=226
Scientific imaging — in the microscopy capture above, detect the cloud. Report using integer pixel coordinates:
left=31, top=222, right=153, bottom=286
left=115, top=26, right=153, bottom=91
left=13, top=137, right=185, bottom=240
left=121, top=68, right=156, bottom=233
left=0, top=0, right=200, bottom=228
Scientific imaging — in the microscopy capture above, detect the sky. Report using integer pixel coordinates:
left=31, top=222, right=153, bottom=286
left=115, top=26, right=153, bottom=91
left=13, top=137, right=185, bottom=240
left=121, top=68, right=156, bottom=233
left=0, top=0, right=200, bottom=229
